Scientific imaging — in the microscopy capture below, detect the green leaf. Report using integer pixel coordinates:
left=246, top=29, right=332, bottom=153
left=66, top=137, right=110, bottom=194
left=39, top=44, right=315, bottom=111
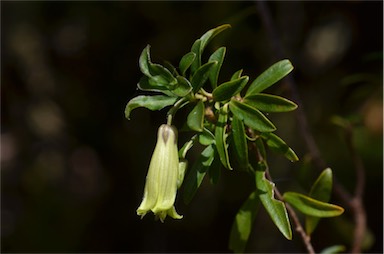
left=171, top=76, right=192, bottom=97
left=183, top=144, right=215, bottom=204
left=199, top=128, right=215, bottom=146
left=191, top=61, right=218, bottom=92
left=231, top=69, right=243, bottom=81
left=125, top=95, right=177, bottom=119
left=320, top=245, right=346, bottom=254
left=229, top=191, right=260, bottom=253
left=208, top=147, right=222, bottom=184
left=283, top=192, right=344, bottom=217
left=179, top=52, right=196, bottom=76
left=260, top=132, right=299, bottom=162
left=215, top=104, right=232, bottom=170
left=254, top=137, right=267, bottom=160
left=190, top=39, right=202, bottom=74
left=179, top=135, right=197, bottom=159
left=229, top=100, right=276, bottom=132
left=137, top=76, right=169, bottom=94
left=190, top=24, right=231, bottom=75
left=208, top=47, right=226, bottom=89
left=138, top=45, right=178, bottom=90
left=187, top=100, right=205, bottom=132
left=305, top=168, right=333, bottom=235
left=244, top=94, right=298, bottom=112
left=245, top=60, right=293, bottom=97
left=213, top=76, right=249, bottom=102
left=200, top=24, right=231, bottom=54
left=231, top=115, right=249, bottom=171
left=255, top=166, right=292, bottom=240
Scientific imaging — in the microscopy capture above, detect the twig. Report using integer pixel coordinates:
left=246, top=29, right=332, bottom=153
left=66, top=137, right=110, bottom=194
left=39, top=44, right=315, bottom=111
left=344, top=123, right=367, bottom=253
left=265, top=170, right=316, bottom=254
left=255, top=2, right=367, bottom=253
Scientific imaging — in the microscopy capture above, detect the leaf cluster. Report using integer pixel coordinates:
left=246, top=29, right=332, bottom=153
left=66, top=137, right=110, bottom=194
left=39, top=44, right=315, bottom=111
left=125, top=24, right=344, bottom=253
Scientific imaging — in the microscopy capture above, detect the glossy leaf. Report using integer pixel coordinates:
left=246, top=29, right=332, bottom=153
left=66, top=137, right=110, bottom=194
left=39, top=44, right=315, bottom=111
left=260, top=132, right=299, bottom=162
left=125, top=95, right=177, bottom=120
left=191, top=61, right=218, bottom=92
left=213, top=76, right=249, bottom=102
left=244, top=94, right=298, bottom=112
left=215, top=104, right=232, bottom=170
left=231, top=69, right=243, bottom=81
left=231, top=115, right=249, bottom=171
left=255, top=166, right=292, bottom=240
left=200, top=24, right=231, bottom=54
left=183, top=144, right=215, bottom=204
left=306, top=168, right=333, bottom=235
left=283, top=192, right=344, bottom=217
left=208, top=47, right=226, bottom=89
left=190, top=39, right=202, bottom=74
left=179, top=52, right=196, bottom=76
left=198, top=128, right=215, bottom=146
left=187, top=100, right=205, bottom=132
left=229, top=191, right=260, bottom=253
left=229, top=100, right=276, bottom=132
left=172, top=76, right=192, bottom=97
left=245, top=60, right=293, bottom=97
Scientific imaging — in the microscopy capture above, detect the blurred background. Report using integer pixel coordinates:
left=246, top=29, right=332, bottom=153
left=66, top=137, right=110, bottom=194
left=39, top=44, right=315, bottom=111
left=1, top=1, right=382, bottom=253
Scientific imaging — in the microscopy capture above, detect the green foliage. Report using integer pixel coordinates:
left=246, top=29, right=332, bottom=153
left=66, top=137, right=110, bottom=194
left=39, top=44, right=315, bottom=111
left=125, top=24, right=344, bottom=253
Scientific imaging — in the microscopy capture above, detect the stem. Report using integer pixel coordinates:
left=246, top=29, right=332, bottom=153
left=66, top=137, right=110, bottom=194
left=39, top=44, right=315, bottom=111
left=167, top=97, right=188, bottom=125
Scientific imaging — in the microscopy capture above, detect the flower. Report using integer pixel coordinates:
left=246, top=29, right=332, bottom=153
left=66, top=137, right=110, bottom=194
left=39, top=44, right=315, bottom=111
left=137, top=124, right=183, bottom=222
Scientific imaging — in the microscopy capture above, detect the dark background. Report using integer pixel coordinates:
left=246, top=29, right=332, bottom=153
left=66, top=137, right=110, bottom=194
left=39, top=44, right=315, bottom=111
left=1, top=1, right=382, bottom=253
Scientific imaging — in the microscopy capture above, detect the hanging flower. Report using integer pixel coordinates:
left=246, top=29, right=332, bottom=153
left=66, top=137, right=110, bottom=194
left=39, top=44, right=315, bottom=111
left=136, top=124, right=182, bottom=222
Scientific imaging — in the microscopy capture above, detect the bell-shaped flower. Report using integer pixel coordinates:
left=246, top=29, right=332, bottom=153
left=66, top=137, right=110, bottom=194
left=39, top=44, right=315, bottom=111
left=137, top=124, right=183, bottom=222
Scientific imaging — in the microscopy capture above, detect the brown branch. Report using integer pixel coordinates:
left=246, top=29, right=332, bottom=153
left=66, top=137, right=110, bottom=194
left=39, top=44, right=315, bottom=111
left=344, top=123, right=367, bottom=253
left=255, top=2, right=367, bottom=253
left=265, top=170, right=315, bottom=254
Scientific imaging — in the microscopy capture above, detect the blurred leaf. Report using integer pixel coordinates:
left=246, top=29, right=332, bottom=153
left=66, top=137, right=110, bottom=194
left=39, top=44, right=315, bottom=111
left=125, top=95, right=177, bottom=119
left=260, top=132, right=299, bottom=162
left=231, top=69, right=243, bottom=80
left=183, top=144, right=215, bottom=204
left=255, top=166, right=292, bottom=240
left=245, top=60, right=293, bottom=97
left=177, top=159, right=188, bottom=188
left=198, top=128, right=215, bottom=146
left=163, top=60, right=179, bottom=76
left=229, top=100, right=276, bottom=132
left=231, top=115, right=249, bottom=171
left=283, top=192, right=344, bottom=217
left=306, top=168, right=333, bottom=235
left=208, top=47, right=226, bottom=89
left=229, top=191, right=260, bottom=253
left=215, top=104, right=232, bottom=170
left=187, top=100, right=205, bottom=132
left=179, top=52, right=196, bottom=76
left=172, top=76, right=192, bottom=97
left=191, top=61, right=218, bottom=92
left=254, top=137, right=267, bottom=160
left=320, top=245, right=346, bottom=254
left=213, top=76, right=249, bottom=102
left=244, top=94, right=298, bottom=112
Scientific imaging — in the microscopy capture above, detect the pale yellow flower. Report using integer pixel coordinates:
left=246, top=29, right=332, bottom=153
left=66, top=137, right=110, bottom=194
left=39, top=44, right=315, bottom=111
left=137, top=124, right=183, bottom=222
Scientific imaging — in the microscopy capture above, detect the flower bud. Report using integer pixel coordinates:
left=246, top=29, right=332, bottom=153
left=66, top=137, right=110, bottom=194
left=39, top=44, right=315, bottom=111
left=137, top=124, right=182, bottom=222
